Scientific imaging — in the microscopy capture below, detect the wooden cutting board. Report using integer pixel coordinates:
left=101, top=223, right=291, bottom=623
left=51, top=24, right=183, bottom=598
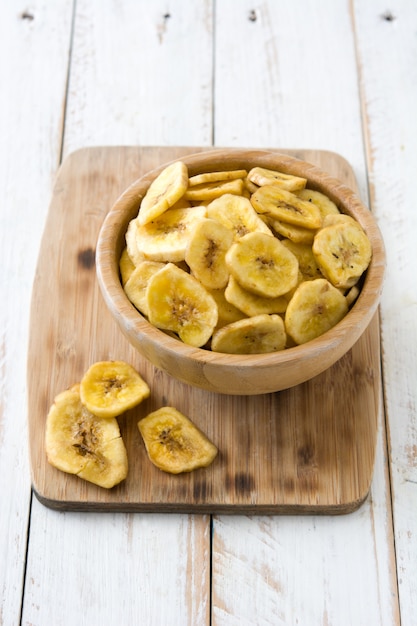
left=27, top=146, right=381, bottom=514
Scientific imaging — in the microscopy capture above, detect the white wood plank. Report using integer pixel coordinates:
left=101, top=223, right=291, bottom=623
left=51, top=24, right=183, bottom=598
left=0, top=1, right=74, bottom=623
left=212, top=1, right=399, bottom=624
left=213, top=0, right=368, bottom=197
left=24, top=502, right=211, bottom=625
left=63, top=0, right=214, bottom=157
left=353, top=1, right=417, bottom=624
left=22, top=1, right=214, bottom=625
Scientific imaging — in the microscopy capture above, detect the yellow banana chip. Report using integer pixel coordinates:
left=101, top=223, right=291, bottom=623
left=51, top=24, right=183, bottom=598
left=225, top=275, right=288, bottom=317
left=267, top=217, right=316, bottom=244
left=285, top=278, right=348, bottom=345
left=188, top=169, right=247, bottom=186
left=138, top=407, right=218, bottom=474
left=185, top=218, right=233, bottom=289
left=119, top=247, right=136, bottom=286
left=225, top=231, right=299, bottom=298
left=124, top=261, right=166, bottom=315
left=295, top=188, right=340, bottom=218
left=135, top=206, right=206, bottom=263
left=137, top=161, right=189, bottom=225
left=80, top=361, right=150, bottom=419
left=248, top=166, right=307, bottom=191
left=45, top=385, right=128, bottom=489
left=312, top=221, right=372, bottom=288
left=184, top=178, right=244, bottom=201
left=146, top=263, right=218, bottom=347
left=207, top=193, right=272, bottom=240
left=251, top=185, right=322, bottom=230
left=211, top=314, right=287, bottom=354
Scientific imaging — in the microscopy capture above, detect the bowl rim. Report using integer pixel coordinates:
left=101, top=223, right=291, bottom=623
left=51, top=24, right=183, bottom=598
left=96, top=148, right=385, bottom=370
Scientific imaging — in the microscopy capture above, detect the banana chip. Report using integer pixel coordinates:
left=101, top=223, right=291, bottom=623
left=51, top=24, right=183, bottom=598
left=225, top=231, right=299, bottom=298
left=184, top=178, right=244, bottom=202
left=248, top=166, right=307, bottom=191
left=138, top=406, right=218, bottom=474
left=80, top=361, right=150, bottom=419
left=119, top=247, right=136, bottom=285
left=285, top=278, right=348, bottom=345
left=185, top=218, right=233, bottom=289
left=188, top=169, right=247, bottom=187
left=146, top=263, right=218, bottom=347
left=135, top=206, right=206, bottom=263
left=313, top=221, right=372, bottom=288
left=45, top=385, right=128, bottom=489
left=225, top=275, right=288, bottom=317
left=206, top=287, right=247, bottom=329
left=280, top=239, right=323, bottom=281
left=211, top=314, right=287, bottom=354
left=125, top=219, right=146, bottom=266
left=251, top=185, right=322, bottom=230
left=295, top=188, right=340, bottom=218
left=207, top=193, right=272, bottom=240
left=124, top=261, right=166, bottom=315
left=137, top=160, right=189, bottom=225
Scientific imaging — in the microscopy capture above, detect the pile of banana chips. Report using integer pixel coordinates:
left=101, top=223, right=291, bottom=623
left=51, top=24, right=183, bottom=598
left=120, top=161, right=371, bottom=352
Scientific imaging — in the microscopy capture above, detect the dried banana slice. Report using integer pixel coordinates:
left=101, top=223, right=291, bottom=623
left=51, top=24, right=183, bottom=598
left=248, top=166, right=307, bottom=191
left=45, top=385, right=128, bottom=489
left=321, top=213, right=362, bottom=229
left=168, top=196, right=192, bottom=210
left=185, top=218, right=233, bottom=290
left=124, top=261, right=166, bottom=315
left=184, top=178, right=244, bottom=202
left=285, top=278, right=348, bottom=345
left=119, top=247, right=136, bottom=285
left=207, top=193, right=272, bottom=240
left=137, top=160, right=189, bottom=225
left=345, top=284, right=361, bottom=308
left=225, top=231, right=299, bottom=298
left=206, top=287, right=247, bottom=329
left=251, top=185, right=322, bottom=230
left=312, top=221, right=372, bottom=289
left=146, top=263, right=218, bottom=347
left=138, top=406, right=218, bottom=474
left=211, top=314, right=287, bottom=354
left=296, top=188, right=340, bottom=218
left=125, top=219, right=146, bottom=266
left=267, top=217, right=316, bottom=244
left=188, top=169, right=247, bottom=186
left=135, top=206, right=206, bottom=263
left=225, top=275, right=288, bottom=317
left=80, top=361, right=150, bottom=419
left=243, top=176, right=260, bottom=195
left=280, top=239, right=322, bottom=280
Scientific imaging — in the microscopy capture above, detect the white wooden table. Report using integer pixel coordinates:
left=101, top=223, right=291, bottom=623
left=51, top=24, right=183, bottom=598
left=1, top=1, right=416, bottom=624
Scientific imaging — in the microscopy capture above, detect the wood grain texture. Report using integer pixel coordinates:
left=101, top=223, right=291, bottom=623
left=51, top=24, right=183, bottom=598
left=23, top=502, right=211, bottom=625
left=28, top=146, right=381, bottom=514
left=0, top=0, right=74, bottom=621
left=354, top=1, right=417, bottom=623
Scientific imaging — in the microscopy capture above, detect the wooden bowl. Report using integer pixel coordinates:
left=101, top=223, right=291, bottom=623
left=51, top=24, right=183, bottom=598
left=96, top=149, right=385, bottom=395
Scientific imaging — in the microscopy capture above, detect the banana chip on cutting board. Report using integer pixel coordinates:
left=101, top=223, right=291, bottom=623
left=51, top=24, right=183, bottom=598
left=80, top=361, right=150, bottom=419
left=138, top=407, right=218, bottom=474
left=45, top=361, right=151, bottom=488
left=45, top=385, right=128, bottom=489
